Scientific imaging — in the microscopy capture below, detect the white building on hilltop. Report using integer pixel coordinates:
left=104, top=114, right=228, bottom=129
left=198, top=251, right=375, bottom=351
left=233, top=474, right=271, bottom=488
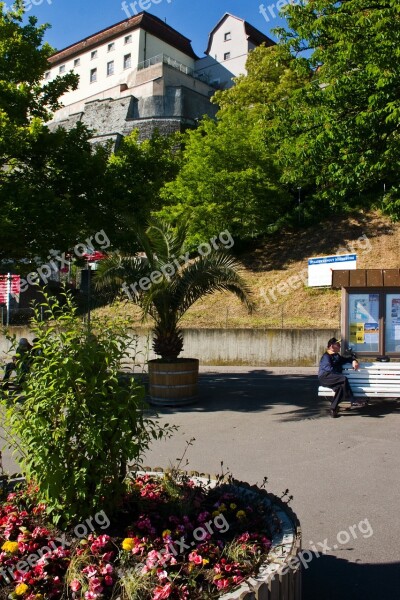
left=46, top=12, right=274, bottom=144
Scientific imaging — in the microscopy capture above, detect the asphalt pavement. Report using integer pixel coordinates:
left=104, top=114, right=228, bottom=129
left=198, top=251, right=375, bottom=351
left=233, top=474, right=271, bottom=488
left=1, top=366, right=400, bottom=599
left=143, top=366, right=400, bottom=600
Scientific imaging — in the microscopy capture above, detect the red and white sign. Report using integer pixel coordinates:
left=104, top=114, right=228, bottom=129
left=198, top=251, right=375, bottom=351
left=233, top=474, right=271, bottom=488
left=0, top=274, right=21, bottom=304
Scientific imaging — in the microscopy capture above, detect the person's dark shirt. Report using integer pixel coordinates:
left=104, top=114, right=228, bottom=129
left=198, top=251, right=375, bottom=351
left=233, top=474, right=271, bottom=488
left=318, top=352, right=353, bottom=378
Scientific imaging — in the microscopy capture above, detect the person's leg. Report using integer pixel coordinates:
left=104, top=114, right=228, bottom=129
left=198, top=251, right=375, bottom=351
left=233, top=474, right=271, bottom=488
left=2, top=362, right=15, bottom=381
left=319, top=373, right=348, bottom=413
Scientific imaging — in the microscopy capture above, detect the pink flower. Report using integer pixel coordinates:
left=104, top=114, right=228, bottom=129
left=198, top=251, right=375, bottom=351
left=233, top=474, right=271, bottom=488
left=82, top=565, right=98, bottom=578
left=215, top=578, right=230, bottom=590
left=188, top=551, right=203, bottom=565
left=89, top=577, right=103, bottom=593
left=84, top=592, right=99, bottom=600
left=70, top=579, right=82, bottom=592
left=104, top=575, right=114, bottom=586
left=152, top=582, right=173, bottom=599
left=101, top=551, right=115, bottom=562
left=100, top=563, right=113, bottom=575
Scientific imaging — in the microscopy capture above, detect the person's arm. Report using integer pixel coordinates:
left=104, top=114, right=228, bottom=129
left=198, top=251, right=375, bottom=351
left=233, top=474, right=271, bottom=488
left=339, top=355, right=359, bottom=370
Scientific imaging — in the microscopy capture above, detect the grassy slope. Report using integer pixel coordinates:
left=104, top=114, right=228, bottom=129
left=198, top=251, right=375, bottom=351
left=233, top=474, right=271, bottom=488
left=95, top=210, right=400, bottom=330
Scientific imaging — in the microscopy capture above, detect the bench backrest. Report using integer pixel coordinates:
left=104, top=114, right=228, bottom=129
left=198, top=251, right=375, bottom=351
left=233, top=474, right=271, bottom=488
left=342, top=362, right=400, bottom=394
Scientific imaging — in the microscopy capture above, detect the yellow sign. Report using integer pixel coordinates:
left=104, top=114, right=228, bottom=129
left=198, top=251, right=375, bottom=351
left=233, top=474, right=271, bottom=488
left=350, top=322, right=365, bottom=344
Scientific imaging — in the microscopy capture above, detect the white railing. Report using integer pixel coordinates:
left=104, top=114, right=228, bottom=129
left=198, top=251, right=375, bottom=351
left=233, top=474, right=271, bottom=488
left=137, top=53, right=195, bottom=77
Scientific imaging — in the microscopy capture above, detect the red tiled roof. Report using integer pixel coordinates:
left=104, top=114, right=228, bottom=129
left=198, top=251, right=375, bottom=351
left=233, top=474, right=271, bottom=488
left=205, top=13, right=274, bottom=55
left=48, top=11, right=198, bottom=66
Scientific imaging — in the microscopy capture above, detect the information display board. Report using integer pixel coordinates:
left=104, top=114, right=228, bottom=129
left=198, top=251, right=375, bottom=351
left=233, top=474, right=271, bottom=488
left=385, top=294, right=400, bottom=352
left=347, top=293, right=379, bottom=352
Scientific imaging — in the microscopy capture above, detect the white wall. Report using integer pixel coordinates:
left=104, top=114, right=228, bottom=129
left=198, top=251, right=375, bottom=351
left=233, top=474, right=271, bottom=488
left=138, top=30, right=196, bottom=70
left=195, top=15, right=251, bottom=88
left=46, top=29, right=196, bottom=111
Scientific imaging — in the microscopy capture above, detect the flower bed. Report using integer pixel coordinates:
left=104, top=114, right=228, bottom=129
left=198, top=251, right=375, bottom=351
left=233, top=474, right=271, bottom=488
left=0, top=472, right=301, bottom=600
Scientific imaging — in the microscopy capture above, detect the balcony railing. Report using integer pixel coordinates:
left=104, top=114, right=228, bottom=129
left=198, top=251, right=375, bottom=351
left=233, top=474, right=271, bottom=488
left=137, top=53, right=194, bottom=76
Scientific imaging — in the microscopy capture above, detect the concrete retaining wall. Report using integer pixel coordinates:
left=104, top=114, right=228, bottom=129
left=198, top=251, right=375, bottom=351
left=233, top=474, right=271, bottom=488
left=0, top=328, right=339, bottom=367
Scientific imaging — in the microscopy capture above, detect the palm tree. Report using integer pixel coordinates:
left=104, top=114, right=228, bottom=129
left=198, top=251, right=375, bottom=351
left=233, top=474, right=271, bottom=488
left=95, top=219, right=254, bottom=360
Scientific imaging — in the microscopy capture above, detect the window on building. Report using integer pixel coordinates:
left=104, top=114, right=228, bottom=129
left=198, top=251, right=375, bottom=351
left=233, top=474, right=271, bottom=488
left=59, top=65, right=65, bottom=74
left=91, top=50, right=97, bottom=60
left=74, top=58, right=80, bottom=67
left=44, top=71, right=50, bottom=80
left=124, top=35, right=132, bottom=44
left=224, top=32, right=231, bottom=41
left=123, top=53, right=131, bottom=69
left=107, top=42, right=115, bottom=52
left=224, top=52, right=231, bottom=61
left=107, top=61, right=114, bottom=76
left=90, top=68, right=97, bottom=83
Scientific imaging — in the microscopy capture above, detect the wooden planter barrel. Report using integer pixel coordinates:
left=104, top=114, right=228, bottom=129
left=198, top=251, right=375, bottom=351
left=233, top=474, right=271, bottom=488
left=148, top=358, right=199, bottom=406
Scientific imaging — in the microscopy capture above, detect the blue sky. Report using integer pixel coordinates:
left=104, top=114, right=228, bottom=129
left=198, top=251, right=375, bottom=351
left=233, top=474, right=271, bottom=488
left=20, top=0, right=288, bottom=56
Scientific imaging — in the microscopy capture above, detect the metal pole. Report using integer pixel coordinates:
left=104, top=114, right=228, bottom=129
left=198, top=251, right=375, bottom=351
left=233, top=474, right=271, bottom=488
left=298, top=187, right=302, bottom=223
left=6, top=273, right=11, bottom=327
left=87, top=263, right=91, bottom=326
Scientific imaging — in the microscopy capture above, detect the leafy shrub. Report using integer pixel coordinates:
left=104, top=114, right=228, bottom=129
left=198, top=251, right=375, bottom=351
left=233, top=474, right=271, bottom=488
left=1, top=291, right=173, bottom=526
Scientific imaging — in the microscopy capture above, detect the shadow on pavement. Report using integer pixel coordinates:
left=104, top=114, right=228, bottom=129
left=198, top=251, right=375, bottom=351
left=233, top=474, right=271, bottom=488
left=149, top=371, right=400, bottom=421
left=303, top=553, right=400, bottom=599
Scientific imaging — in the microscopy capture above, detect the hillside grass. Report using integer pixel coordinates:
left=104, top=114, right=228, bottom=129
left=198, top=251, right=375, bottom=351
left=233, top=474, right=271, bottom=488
left=94, top=210, right=400, bottom=330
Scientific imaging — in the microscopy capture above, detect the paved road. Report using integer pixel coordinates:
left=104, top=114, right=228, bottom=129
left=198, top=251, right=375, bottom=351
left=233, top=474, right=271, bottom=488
left=143, top=366, right=400, bottom=600
left=2, top=366, right=400, bottom=599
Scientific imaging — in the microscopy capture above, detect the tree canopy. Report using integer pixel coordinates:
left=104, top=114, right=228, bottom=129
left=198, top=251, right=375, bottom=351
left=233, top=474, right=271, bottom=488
left=273, top=0, right=400, bottom=214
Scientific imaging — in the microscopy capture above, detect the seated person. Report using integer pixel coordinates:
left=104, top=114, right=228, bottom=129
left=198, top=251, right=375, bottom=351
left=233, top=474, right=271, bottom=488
left=2, top=338, right=33, bottom=387
left=319, top=337, right=366, bottom=418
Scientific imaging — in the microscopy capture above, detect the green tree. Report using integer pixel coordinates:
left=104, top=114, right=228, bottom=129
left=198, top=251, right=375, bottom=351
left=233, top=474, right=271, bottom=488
left=156, top=44, right=311, bottom=244
left=1, top=291, right=172, bottom=525
left=95, top=218, right=253, bottom=360
left=0, top=2, right=112, bottom=262
left=274, top=0, right=400, bottom=214
left=103, top=130, right=181, bottom=252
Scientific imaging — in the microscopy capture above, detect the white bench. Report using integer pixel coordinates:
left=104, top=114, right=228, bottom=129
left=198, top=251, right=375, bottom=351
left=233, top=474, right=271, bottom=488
left=318, top=362, right=400, bottom=400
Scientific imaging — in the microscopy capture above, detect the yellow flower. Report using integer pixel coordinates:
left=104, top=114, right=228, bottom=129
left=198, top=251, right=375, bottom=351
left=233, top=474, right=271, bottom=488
left=202, top=558, right=209, bottom=566
left=230, top=503, right=237, bottom=510
left=219, top=504, right=227, bottom=512
left=162, top=529, right=171, bottom=538
left=122, top=538, right=135, bottom=551
left=212, top=510, right=220, bottom=518
left=236, top=510, right=246, bottom=519
left=1, top=540, right=19, bottom=554
left=15, top=583, right=29, bottom=596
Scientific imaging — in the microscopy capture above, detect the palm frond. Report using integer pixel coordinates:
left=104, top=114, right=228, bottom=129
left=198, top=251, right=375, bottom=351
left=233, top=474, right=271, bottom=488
left=146, top=218, right=188, bottom=263
left=170, top=252, right=254, bottom=320
left=94, top=253, right=150, bottom=296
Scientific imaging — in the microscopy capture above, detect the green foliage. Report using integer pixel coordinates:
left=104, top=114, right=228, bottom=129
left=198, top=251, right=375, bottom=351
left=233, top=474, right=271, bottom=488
left=0, top=3, right=115, bottom=262
left=157, top=112, right=291, bottom=246
left=273, top=0, right=400, bottom=213
left=95, top=218, right=254, bottom=359
left=104, top=130, right=181, bottom=252
left=0, top=290, right=173, bottom=526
